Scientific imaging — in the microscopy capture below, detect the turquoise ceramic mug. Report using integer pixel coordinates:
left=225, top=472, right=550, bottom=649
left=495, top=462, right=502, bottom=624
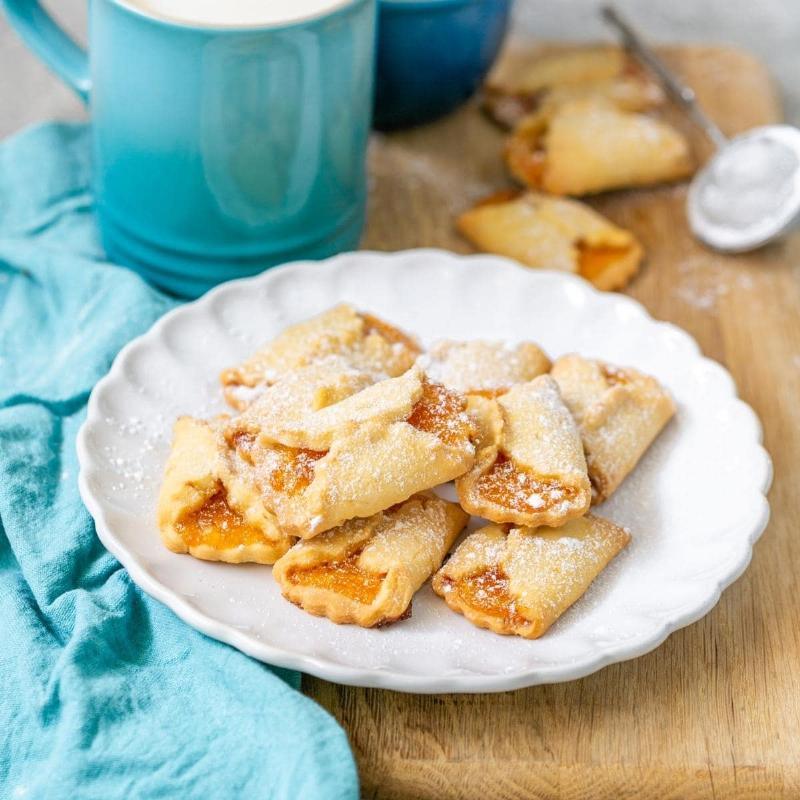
left=2, top=0, right=376, bottom=297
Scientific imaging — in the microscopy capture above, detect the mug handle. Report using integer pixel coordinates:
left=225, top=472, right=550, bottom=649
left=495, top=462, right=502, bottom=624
left=2, top=0, right=90, bottom=102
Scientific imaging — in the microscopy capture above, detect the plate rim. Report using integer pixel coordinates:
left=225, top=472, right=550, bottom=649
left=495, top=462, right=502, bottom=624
left=76, top=248, right=773, bottom=693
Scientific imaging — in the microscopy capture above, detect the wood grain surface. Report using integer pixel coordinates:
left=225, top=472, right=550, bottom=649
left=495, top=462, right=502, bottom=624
left=301, top=44, right=800, bottom=799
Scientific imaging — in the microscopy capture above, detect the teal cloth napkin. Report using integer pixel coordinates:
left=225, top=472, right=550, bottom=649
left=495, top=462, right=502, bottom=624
left=0, top=123, right=359, bottom=800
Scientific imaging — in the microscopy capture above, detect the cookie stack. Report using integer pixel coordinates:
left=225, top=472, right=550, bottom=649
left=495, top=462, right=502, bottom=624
left=458, top=46, right=695, bottom=291
left=158, top=304, right=674, bottom=638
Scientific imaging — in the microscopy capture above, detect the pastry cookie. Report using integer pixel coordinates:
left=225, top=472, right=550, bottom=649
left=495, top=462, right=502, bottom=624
left=489, top=46, right=643, bottom=97
left=423, top=339, right=551, bottom=397
left=157, top=416, right=293, bottom=564
left=231, top=358, right=377, bottom=437
left=456, top=375, right=591, bottom=527
left=506, top=98, right=694, bottom=196
left=457, top=190, right=643, bottom=291
left=551, top=354, right=676, bottom=502
left=227, top=366, right=476, bottom=538
left=432, top=515, right=630, bottom=638
left=273, top=493, right=468, bottom=627
left=485, top=46, right=664, bottom=129
left=220, top=304, right=421, bottom=409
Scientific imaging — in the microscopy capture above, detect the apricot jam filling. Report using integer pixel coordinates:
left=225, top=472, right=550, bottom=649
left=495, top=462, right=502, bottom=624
left=229, top=431, right=257, bottom=463
left=360, top=313, right=420, bottom=353
left=445, top=568, right=527, bottom=627
left=268, top=445, right=327, bottom=496
left=577, top=242, right=632, bottom=282
left=474, top=188, right=524, bottom=208
left=601, top=364, right=631, bottom=387
left=176, top=489, right=265, bottom=550
left=469, top=387, right=510, bottom=399
left=288, top=552, right=385, bottom=605
left=475, top=453, right=578, bottom=512
left=507, top=136, right=546, bottom=186
left=407, top=381, right=469, bottom=446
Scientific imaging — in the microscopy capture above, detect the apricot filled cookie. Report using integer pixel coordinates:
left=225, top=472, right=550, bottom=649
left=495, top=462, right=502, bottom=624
left=226, top=366, right=475, bottom=539
left=220, top=303, right=421, bottom=410
left=432, top=515, right=630, bottom=638
left=273, top=493, right=468, bottom=627
left=230, top=358, right=377, bottom=435
left=157, top=416, right=293, bottom=564
left=505, top=97, right=693, bottom=196
left=456, top=375, right=591, bottom=527
left=484, top=45, right=664, bottom=129
left=457, top=190, right=643, bottom=291
left=422, top=339, right=551, bottom=398
left=551, top=355, right=675, bottom=502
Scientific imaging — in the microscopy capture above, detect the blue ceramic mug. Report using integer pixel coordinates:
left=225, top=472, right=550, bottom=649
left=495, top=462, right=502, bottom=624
left=2, top=0, right=376, bottom=297
left=374, top=0, right=511, bottom=130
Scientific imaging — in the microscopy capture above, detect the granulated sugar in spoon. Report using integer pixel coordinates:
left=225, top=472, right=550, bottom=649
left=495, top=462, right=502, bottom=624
left=603, top=5, right=800, bottom=253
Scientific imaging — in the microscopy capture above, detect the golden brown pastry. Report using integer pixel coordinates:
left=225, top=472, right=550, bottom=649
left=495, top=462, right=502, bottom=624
left=231, top=358, right=378, bottom=436
left=422, top=339, right=551, bottom=397
left=432, top=515, right=630, bottom=638
left=226, top=366, right=475, bottom=539
left=484, top=46, right=664, bottom=129
left=457, top=189, right=643, bottom=291
left=551, top=354, right=676, bottom=502
left=273, top=493, right=468, bottom=627
left=505, top=97, right=694, bottom=196
left=220, top=304, right=421, bottom=410
left=157, top=416, right=293, bottom=564
left=456, top=375, right=591, bottom=527
left=489, top=46, right=642, bottom=97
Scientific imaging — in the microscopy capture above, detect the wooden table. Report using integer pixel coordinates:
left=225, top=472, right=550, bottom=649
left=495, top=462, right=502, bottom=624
left=304, top=44, right=800, bottom=799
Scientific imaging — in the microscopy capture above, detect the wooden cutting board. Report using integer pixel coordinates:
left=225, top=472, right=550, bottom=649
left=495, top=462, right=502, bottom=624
left=304, top=44, right=800, bottom=800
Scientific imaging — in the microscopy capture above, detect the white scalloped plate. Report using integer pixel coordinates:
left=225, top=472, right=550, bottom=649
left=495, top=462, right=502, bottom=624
left=77, top=249, right=771, bottom=693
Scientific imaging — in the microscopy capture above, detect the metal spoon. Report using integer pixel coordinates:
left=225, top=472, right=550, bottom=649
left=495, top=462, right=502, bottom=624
left=602, top=5, right=800, bottom=253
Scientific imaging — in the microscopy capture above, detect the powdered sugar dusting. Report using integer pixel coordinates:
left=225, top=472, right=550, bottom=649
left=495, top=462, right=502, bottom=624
left=673, top=255, right=755, bottom=312
left=424, top=339, right=550, bottom=396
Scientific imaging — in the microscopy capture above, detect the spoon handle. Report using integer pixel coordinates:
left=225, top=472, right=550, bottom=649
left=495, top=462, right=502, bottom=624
left=601, top=5, right=728, bottom=149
